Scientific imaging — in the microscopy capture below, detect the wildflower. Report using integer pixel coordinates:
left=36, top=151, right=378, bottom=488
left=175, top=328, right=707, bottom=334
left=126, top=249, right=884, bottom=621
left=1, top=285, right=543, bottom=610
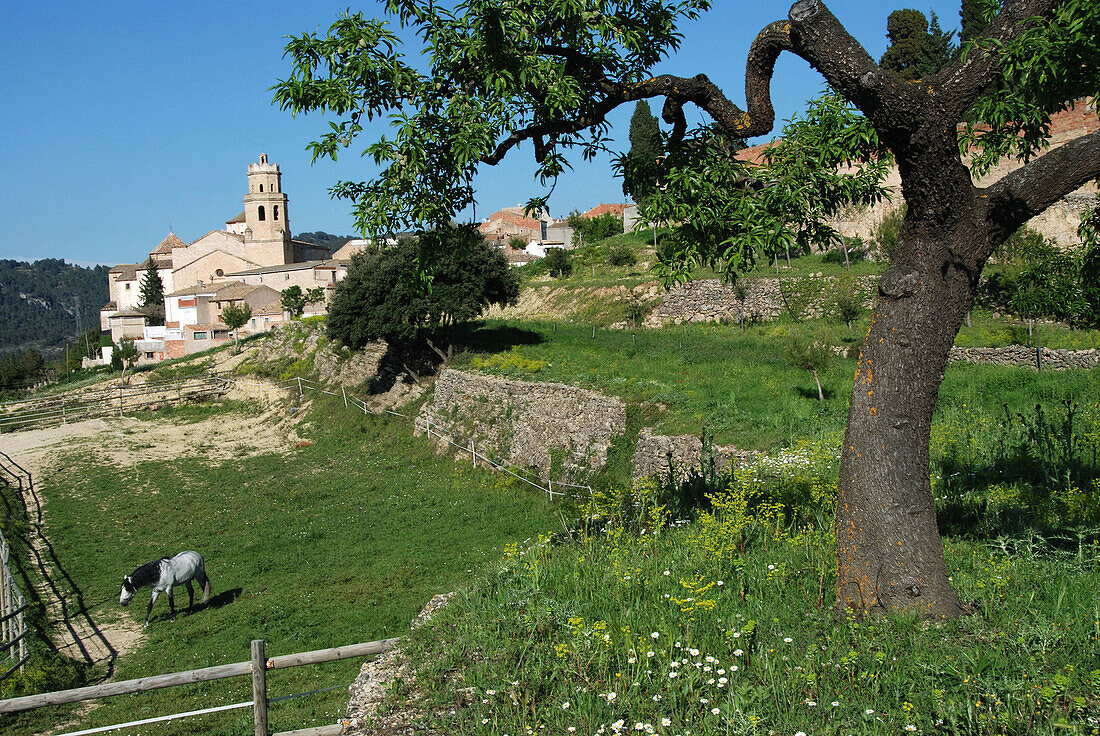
left=783, top=637, right=793, bottom=643
left=865, top=709, right=875, bottom=715
left=663, top=570, right=671, bottom=576
left=662, top=718, right=672, bottom=727
left=651, top=632, right=660, bottom=639
left=568, top=729, right=576, bottom=734
left=805, top=700, right=817, bottom=707
left=905, top=726, right=917, bottom=732
left=711, top=708, right=721, bottom=715
left=733, top=649, right=743, bottom=656
left=668, top=671, right=679, bottom=678
left=768, top=564, right=775, bottom=570
left=628, top=656, right=636, bottom=663
left=832, top=701, right=840, bottom=707
left=653, top=694, right=663, bottom=702
left=602, top=692, right=618, bottom=703
left=700, top=698, right=709, bottom=704
left=796, top=732, right=807, bottom=736
left=486, top=689, right=497, bottom=695
left=717, top=580, right=724, bottom=586
left=647, top=651, right=655, bottom=658
left=482, top=719, right=489, bottom=724
left=562, top=702, right=571, bottom=709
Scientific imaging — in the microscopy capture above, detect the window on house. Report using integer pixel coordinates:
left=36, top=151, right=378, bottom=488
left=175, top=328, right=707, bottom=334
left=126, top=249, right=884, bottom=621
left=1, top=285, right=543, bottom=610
left=285, top=273, right=290, bottom=280
left=260, top=184, right=264, bottom=192
left=264, top=317, right=270, bottom=323
left=273, top=205, right=279, bottom=221
left=250, top=318, right=256, bottom=327
left=215, top=269, right=224, bottom=277
left=258, top=206, right=266, bottom=221
left=193, top=332, right=208, bottom=340
left=145, top=352, right=154, bottom=359
left=125, top=283, right=130, bottom=290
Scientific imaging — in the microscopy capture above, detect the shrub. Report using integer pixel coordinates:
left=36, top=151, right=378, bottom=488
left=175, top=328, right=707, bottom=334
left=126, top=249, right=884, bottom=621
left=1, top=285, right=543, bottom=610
left=606, top=244, right=637, bottom=267
left=543, top=247, right=573, bottom=278
left=873, top=205, right=905, bottom=258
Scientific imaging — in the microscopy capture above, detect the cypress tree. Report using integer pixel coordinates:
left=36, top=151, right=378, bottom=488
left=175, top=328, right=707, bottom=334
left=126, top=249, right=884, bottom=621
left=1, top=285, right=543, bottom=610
left=959, top=0, right=987, bottom=44
left=139, top=265, right=165, bottom=325
left=621, top=100, right=663, bottom=204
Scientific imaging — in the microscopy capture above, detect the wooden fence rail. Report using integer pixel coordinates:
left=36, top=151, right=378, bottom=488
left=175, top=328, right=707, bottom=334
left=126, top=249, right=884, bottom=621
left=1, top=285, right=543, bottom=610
left=0, top=637, right=398, bottom=736
left=0, top=376, right=228, bottom=433
left=0, top=453, right=30, bottom=680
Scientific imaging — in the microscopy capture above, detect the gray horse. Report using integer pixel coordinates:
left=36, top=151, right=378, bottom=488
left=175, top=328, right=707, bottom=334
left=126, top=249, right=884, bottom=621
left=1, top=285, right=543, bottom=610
left=120, top=551, right=212, bottom=626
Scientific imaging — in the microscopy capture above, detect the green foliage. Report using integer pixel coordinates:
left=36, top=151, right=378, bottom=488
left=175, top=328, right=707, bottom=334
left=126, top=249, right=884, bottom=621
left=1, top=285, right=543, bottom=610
left=959, top=0, right=991, bottom=44
left=606, top=244, right=637, bottom=267
left=568, top=211, right=624, bottom=247
left=399, top=461, right=1100, bottom=736
left=293, top=230, right=358, bottom=250
left=274, top=0, right=711, bottom=234
left=872, top=205, right=906, bottom=258
left=543, top=248, right=573, bottom=279
left=115, top=338, right=138, bottom=383
left=879, top=9, right=956, bottom=80
left=619, top=99, right=664, bottom=204
left=327, top=225, right=519, bottom=349
left=138, top=267, right=165, bottom=326
left=507, top=236, right=527, bottom=251
left=281, top=285, right=308, bottom=319
left=221, top=302, right=253, bottom=352
left=960, top=0, right=1100, bottom=177
left=1008, top=239, right=1093, bottom=328
left=822, top=239, right=866, bottom=266
left=0, top=349, right=48, bottom=392
left=646, top=92, right=892, bottom=286
left=784, top=331, right=832, bottom=401
left=835, top=293, right=864, bottom=328
left=0, top=258, right=109, bottom=358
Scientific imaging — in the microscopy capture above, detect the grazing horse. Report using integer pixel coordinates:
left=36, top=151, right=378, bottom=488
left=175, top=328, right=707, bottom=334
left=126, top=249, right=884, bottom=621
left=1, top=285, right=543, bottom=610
left=120, top=551, right=212, bottom=626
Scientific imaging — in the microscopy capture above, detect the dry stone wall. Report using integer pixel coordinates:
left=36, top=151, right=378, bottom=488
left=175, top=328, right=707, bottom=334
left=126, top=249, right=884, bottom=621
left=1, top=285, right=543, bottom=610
left=416, top=369, right=626, bottom=479
left=647, top=276, right=877, bottom=327
left=949, top=346, right=1100, bottom=371
left=633, top=428, right=758, bottom=485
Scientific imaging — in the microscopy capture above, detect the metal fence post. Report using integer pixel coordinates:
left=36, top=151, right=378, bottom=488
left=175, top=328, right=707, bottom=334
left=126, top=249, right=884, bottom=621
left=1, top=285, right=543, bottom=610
left=251, top=639, right=268, bottom=736
left=341, top=386, right=348, bottom=408
left=297, top=377, right=303, bottom=397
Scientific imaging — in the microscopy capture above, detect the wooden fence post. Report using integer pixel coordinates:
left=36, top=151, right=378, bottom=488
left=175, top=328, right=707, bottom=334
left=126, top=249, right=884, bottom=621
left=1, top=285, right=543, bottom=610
left=341, top=387, right=348, bottom=408
left=297, top=377, right=303, bottom=397
left=251, top=639, right=268, bottom=736
left=119, top=385, right=124, bottom=418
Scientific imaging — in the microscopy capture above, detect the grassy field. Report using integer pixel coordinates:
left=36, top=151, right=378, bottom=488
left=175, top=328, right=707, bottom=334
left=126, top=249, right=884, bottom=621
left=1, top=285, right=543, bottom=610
left=451, top=320, right=1100, bottom=454
left=0, top=396, right=558, bottom=735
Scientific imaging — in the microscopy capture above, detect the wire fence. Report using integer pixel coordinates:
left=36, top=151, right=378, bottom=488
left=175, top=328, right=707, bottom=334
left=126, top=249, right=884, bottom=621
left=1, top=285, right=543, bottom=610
left=0, top=376, right=228, bottom=433
left=232, top=375, right=593, bottom=501
left=0, top=453, right=30, bottom=680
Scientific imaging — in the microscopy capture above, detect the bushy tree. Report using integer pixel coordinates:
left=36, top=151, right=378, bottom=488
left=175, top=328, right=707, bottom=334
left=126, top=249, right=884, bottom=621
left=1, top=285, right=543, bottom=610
left=221, top=302, right=253, bottom=353
left=327, top=225, right=518, bottom=359
left=139, top=267, right=165, bottom=326
left=542, top=247, right=573, bottom=279
left=567, top=211, right=624, bottom=247
left=278, top=0, right=1100, bottom=619
left=785, top=331, right=832, bottom=401
left=879, top=9, right=956, bottom=80
left=281, top=286, right=308, bottom=319
left=619, top=100, right=664, bottom=204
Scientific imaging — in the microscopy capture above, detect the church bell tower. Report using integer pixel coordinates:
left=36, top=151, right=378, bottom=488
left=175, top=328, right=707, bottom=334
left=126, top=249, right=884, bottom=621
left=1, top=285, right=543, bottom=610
left=243, top=153, right=292, bottom=265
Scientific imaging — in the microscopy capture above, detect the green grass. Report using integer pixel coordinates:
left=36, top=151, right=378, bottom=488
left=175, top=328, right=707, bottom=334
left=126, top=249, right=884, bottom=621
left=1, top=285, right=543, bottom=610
left=955, top=310, right=1100, bottom=350
left=451, top=320, right=1100, bottom=454
left=395, top=450, right=1100, bottom=736
left=0, top=395, right=558, bottom=735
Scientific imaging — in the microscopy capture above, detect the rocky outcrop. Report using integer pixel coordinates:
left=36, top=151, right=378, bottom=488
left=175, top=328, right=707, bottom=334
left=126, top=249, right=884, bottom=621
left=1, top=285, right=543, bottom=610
left=632, top=428, right=758, bottom=485
left=416, top=369, right=626, bottom=479
left=949, top=345, right=1100, bottom=370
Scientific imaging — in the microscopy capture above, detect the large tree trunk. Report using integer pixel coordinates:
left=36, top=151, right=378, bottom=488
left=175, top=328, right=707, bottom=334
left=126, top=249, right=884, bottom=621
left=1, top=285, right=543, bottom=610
left=834, top=138, right=982, bottom=619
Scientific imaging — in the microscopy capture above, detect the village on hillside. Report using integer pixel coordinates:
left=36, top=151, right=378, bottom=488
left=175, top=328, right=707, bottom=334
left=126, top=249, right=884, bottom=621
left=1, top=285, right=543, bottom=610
left=93, top=153, right=636, bottom=365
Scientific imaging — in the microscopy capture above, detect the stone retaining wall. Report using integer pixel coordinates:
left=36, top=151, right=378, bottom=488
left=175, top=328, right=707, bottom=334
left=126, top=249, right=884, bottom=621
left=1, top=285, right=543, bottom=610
left=416, top=369, right=626, bottom=479
left=633, top=428, right=758, bottom=485
left=949, top=345, right=1100, bottom=370
left=647, top=276, right=877, bottom=327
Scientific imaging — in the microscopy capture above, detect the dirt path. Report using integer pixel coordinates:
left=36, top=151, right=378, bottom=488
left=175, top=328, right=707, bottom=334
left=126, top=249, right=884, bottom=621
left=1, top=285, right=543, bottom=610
left=0, top=380, right=296, bottom=681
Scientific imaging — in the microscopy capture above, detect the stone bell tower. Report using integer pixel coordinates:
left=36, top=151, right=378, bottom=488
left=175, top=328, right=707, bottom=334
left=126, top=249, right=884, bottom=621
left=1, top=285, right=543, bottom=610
left=243, top=153, right=292, bottom=266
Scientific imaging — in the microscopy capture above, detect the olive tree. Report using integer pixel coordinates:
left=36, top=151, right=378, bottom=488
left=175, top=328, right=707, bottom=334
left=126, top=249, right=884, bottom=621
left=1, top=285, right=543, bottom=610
left=276, top=0, right=1100, bottom=619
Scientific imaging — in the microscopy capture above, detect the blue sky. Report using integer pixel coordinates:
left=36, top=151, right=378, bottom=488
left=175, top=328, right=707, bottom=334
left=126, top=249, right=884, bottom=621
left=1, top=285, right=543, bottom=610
left=0, top=1, right=965, bottom=266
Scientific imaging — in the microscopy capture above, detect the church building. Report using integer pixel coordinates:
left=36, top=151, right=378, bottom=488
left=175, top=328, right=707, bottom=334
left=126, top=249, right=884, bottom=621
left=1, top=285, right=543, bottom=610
left=99, top=154, right=335, bottom=361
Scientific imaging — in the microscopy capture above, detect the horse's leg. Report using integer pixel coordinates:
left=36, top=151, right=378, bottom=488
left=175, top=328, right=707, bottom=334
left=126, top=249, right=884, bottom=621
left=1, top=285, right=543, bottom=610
left=168, top=588, right=176, bottom=620
left=185, top=581, right=195, bottom=612
left=146, top=591, right=158, bottom=627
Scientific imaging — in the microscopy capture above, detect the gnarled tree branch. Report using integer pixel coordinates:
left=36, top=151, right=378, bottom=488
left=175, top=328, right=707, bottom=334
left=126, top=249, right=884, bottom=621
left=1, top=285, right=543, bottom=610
left=982, top=128, right=1100, bottom=252
left=935, top=0, right=1057, bottom=122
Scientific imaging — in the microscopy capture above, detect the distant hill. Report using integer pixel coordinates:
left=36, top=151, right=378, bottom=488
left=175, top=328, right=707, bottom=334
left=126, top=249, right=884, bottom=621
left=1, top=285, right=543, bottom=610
left=0, top=259, right=109, bottom=358
left=295, top=231, right=359, bottom=251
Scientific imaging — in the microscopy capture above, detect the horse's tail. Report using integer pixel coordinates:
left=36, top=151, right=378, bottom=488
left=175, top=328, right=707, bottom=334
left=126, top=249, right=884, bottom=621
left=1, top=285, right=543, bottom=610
left=201, top=571, right=212, bottom=604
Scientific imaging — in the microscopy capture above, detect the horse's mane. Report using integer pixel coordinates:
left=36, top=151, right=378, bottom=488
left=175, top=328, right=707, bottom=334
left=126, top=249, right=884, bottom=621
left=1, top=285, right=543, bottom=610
left=129, top=558, right=168, bottom=588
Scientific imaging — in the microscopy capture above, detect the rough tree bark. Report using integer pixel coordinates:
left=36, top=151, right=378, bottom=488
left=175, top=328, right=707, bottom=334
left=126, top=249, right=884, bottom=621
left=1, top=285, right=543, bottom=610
left=479, top=0, right=1100, bottom=618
